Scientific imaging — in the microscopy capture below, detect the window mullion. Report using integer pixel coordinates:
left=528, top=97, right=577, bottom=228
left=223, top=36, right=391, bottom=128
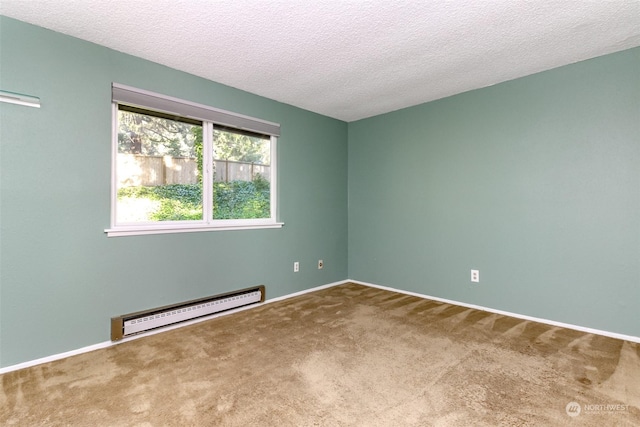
left=202, top=122, right=214, bottom=223
left=270, top=135, right=278, bottom=221
left=110, top=103, right=119, bottom=226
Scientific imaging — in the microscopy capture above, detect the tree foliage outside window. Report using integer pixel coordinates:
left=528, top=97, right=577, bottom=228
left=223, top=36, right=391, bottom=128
left=115, top=108, right=272, bottom=224
left=118, top=110, right=197, bottom=157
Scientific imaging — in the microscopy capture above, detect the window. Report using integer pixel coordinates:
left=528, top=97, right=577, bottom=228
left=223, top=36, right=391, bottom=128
left=106, top=84, right=282, bottom=237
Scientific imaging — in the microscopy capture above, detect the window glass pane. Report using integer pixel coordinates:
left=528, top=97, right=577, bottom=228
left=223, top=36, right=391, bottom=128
left=116, top=109, right=203, bottom=222
left=212, top=128, right=271, bottom=219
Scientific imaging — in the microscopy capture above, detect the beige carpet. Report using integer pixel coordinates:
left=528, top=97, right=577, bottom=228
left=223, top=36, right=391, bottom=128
left=1, top=282, right=639, bottom=426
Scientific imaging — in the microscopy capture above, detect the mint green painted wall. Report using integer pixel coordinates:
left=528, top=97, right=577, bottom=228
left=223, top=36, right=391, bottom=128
left=349, top=47, right=640, bottom=337
left=1, top=16, right=638, bottom=368
left=0, top=17, right=348, bottom=367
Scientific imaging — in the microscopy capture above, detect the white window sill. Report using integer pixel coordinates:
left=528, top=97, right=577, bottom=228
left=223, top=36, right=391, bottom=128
left=105, top=222, right=284, bottom=237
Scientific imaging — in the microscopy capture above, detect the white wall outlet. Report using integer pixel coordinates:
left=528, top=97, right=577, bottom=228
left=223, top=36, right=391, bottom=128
left=294, top=261, right=299, bottom=272
left=318, top=259, right=324, bottom=269
left=471, top=269, right=479, bottom=283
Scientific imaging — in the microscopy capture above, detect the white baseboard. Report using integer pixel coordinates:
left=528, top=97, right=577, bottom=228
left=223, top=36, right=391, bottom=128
left=263, top=279, right=349, bottom=304
left=350, top=279, right=640, bottom=344
left=3, top=278, right=636, bottom=374
left=0, top=341, right=115, bottom=375
left=0, top=280, right=350, bottom=375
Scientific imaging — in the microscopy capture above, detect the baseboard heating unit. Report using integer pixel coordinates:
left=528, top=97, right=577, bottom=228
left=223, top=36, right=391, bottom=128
left=110, top=285, right=265, bottom=341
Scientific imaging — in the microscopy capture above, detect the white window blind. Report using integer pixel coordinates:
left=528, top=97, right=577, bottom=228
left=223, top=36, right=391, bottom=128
left=112, top=83, right=280, bottom=137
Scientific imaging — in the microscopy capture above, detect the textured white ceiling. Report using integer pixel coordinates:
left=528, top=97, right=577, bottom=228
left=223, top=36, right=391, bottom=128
left=2, top=0, right=639, bottom=122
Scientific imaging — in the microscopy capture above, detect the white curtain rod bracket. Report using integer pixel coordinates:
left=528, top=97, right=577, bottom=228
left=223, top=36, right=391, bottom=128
left=0, top=90, right=41, bottom=108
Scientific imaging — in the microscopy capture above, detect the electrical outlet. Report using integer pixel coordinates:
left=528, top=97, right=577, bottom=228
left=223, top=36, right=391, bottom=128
left=471, top=269, right=479, bottom=283
left=294, top=261, right=299, bottom=272
left=318, top=259, right=324, bottom=269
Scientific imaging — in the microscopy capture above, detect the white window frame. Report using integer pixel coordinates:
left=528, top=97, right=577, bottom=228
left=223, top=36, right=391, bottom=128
left=105, top=84, right=283, bottom=237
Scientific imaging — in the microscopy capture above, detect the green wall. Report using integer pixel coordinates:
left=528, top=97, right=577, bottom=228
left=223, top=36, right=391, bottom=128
left=2, top=15, right=639, bottom=368
left=349, top=47, right=640, bottom=337
left=0, top=17, right=348, bottom=367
